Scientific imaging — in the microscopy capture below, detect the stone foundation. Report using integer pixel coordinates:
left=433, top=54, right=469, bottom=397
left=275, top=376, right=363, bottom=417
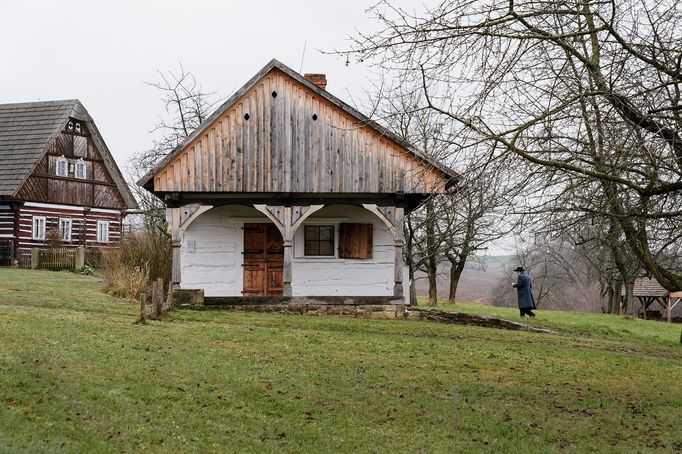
left=172, top=289, right=205, bottom=307
left=220, top=302, right=405, bottom=319
left=172, top=292, right=406, bottom=319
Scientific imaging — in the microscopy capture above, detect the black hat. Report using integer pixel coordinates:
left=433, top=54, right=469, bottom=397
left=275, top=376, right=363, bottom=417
left=513, top=266, right=525, bottom=272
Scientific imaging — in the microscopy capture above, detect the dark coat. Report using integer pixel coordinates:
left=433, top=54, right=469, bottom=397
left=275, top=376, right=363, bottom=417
left=513, top=272, right=537, bottom=309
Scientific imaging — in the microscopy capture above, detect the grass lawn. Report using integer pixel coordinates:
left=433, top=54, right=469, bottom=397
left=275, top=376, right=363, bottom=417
left=1, top=269, right=681, bottom=453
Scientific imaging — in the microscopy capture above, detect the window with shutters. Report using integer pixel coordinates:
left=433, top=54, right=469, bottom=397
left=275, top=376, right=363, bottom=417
left=304, top=225, right=334, bottom=256
left=338, top=223, right=373, bottom=259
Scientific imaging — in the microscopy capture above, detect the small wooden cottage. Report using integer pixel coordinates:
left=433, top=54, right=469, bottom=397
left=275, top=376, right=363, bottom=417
left=139, top=59, right=457, bottom=310
left=0, top=100, right=137, bottom=266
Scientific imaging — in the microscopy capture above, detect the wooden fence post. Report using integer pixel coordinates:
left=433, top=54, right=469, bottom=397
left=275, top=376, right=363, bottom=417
left=31, top=248, right=39, bottom=269
left=136, top=292, right=147, bottom=324
left=150, top=278, right=163, bottom=320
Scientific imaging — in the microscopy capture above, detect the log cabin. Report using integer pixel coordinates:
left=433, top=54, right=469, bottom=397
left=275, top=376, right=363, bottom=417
left=139, top=59, right=458, bottom=313
left=0, top=100, right=137, bottom=266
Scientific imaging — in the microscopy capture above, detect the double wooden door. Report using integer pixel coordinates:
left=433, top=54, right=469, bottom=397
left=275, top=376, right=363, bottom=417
left=242, top=223, right=284, bottom=297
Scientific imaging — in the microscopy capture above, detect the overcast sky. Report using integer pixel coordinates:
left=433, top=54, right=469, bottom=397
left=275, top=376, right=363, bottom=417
left=1, top=0, right=516, bottom=255
left=0, top=0, right=407, bottom=174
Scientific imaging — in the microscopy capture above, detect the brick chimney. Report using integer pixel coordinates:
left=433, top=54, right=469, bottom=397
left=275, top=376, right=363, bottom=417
left=304, top=73, right=327, bottom=90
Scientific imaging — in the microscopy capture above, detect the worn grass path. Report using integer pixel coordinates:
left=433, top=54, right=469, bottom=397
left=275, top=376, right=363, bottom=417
left=1, top=268, right=681, bottom=453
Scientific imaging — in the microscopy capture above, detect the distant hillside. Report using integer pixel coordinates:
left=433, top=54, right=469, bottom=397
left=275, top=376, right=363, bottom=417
left=415, top=255, right=512, bottom=304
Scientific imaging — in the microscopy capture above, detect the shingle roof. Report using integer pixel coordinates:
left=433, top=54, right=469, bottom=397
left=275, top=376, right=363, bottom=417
left=0, top=99, right=137, bottom=209
left=632, top=277, right=668, bottom=297
left=0, top=100, right=78, bottom=196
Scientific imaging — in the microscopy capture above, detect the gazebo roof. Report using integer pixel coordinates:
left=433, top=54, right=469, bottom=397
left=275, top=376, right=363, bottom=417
left=629, top=277, right=668, bottom=298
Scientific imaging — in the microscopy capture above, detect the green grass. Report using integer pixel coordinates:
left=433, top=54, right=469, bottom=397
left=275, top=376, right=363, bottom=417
left=1, top=269, right=681, bottom=453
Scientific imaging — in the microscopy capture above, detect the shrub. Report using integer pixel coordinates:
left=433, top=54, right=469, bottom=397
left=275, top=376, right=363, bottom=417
left=102, top=229, right=172, bottom=299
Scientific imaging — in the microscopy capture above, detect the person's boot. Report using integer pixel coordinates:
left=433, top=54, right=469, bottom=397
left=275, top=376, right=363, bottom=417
left=528, top=310, right=536, bottom=318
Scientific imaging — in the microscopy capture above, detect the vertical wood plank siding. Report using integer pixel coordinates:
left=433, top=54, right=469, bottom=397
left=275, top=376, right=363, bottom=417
left=154, top=69, right=447, bottom=195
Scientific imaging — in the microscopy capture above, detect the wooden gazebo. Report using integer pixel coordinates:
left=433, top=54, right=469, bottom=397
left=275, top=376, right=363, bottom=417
left=628, top=277, right=681, bottom=322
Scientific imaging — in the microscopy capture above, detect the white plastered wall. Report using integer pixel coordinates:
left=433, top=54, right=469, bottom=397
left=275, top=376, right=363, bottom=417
left=291, top=205, right=397, bottom=296
left=180, top=204, right=408, bottom=298
left=180, top=205, right=267, bottom=297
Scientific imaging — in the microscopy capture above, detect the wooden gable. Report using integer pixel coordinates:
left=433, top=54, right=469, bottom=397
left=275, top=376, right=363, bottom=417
left=0, top=100, right=137, bottom=210
left=15, top=119, right=127, bottom=209
left=147, top=62, right=454, bottom=196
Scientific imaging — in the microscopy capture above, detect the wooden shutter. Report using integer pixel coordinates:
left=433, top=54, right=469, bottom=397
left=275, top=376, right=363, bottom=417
left=338, top=223, right=373, bottom=259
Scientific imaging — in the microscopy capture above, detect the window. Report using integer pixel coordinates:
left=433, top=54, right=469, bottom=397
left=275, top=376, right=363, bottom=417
left=97, top=220, right=110, bottom=243
left=338, top=223, right=373, bottom=259
left=75, top=160, right=86, bottom=179
left=59, top=218, right=72, bottom=241
left=304, top=225, right=334, bottom=256
left=32, top=216, right=46, bottom=240
left=56, top=157, right=68, bottom=177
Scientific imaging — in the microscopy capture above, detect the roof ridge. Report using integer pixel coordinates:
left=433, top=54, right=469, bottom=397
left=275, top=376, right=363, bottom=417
left=0, top=99, right=80, bottom=109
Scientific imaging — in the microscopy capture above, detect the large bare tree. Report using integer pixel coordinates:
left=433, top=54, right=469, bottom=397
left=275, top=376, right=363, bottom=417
left=344, top=0, right=682, bottom=291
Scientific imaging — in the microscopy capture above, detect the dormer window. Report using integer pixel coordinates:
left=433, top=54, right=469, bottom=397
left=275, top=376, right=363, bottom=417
left=75, top=122, right=82, bottom=133
left=56, top=156, right=68, bottom=177
left=67, top=121, right=74, bottom=131
left=75, top=160, right=86, bottom=179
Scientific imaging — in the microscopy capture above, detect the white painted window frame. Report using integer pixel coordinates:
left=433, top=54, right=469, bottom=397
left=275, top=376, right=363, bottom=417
left=56, top=156, right=68, bottom=177
left=32, top=216, right=46, bottom=240
left=97, top=220, right=110, bottom=243
left=74, top=159, right=86, bottom=179
left=59, top=218, right=72, bottom=241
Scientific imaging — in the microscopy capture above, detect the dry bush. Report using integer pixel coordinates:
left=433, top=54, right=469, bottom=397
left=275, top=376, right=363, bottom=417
left=102, top=229, right=171, bottom=299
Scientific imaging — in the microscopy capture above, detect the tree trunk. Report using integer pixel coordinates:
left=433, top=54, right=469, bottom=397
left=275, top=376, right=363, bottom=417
left=426, top=202, right=438, bottom=306
left=614, top=279, right=623, bottom=315
left=448, top=257, right=467, bottom=304
left=606, top=284, right=615, bottom=314
left=408, top=264, right=418, bottom=306
left=624, top=279, right=635, bottom=318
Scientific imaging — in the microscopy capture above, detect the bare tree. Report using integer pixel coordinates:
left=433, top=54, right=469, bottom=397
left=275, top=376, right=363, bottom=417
left=343, top=0, right=682, bottom=291
left=129, top=64, right=218, bottom=229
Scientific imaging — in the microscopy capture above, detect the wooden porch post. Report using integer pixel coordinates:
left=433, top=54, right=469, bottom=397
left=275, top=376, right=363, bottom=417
left=393, top=207, right=405, bottom=299
left=254, top=204, right=324, bottom=297
left=167, top=207, right=181, bottom=287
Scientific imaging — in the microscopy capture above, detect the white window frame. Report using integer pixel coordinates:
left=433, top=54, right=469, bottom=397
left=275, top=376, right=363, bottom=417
left=59, top=218, right=72, bottom=241
left=56, top=156, right=68, bottom=177
left=97, top=220, right=110, bottom=243
left=75, top=159, right=86, bottom=179
left=32, top=216, right=46, bottom=240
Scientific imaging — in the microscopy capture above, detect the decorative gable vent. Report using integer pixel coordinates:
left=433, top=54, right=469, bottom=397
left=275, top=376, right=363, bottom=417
left=75, top=122, right=81, bottom=133
left=67, top=121, right=74, bottom=131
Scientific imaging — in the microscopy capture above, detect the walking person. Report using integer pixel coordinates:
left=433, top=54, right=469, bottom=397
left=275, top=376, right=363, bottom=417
left=512, top=266, right=537, bottom=317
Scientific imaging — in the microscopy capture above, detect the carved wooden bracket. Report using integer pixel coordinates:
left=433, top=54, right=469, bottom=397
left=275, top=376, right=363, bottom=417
left=253, top=205, right=324, bottom=240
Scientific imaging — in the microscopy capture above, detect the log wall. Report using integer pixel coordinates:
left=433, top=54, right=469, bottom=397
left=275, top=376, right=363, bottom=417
left=15, top=202, right=121, bottom=250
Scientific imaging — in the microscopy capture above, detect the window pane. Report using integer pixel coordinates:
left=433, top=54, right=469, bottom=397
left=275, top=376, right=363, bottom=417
left=319, top=226, right=334, bottom=241
left=318, top=240, right=334, bottom=256
left=305, top=225, right=319, bottom=240
left=304, top=240, right=319, bottom=256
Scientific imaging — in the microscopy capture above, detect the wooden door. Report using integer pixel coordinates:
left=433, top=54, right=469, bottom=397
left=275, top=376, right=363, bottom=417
left=243, top=223, right=284, bottom=297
